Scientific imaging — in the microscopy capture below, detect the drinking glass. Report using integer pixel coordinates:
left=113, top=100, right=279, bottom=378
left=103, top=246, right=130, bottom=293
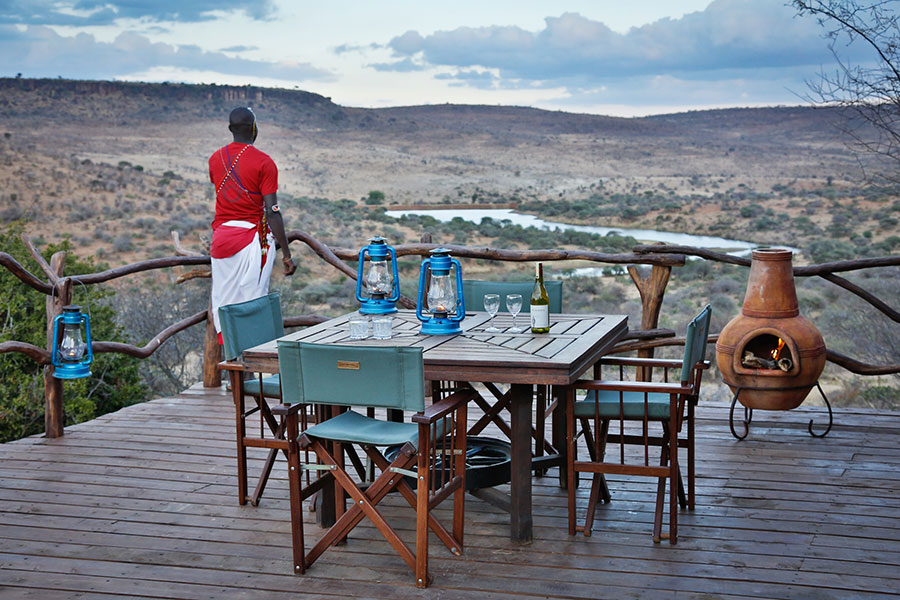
left=506, top=293, right=523, bottom=332
left=349, top=315, right=369, bottom=339
left=372, top=316, right=393, bottom=340
left=483, top=293, right=501, bottom=332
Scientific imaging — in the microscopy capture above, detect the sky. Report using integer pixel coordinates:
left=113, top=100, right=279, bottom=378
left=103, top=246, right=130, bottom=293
left=0, top=0, right=871, bottom=117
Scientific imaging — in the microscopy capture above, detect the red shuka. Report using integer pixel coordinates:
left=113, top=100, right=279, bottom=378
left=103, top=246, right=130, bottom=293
left=208, top=143, right=278, bottom=258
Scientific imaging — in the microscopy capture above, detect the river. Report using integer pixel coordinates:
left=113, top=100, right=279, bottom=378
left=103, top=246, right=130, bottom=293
left=385, top=207, right=778, bottom=277
left=385, top=208, right=761, bottom=252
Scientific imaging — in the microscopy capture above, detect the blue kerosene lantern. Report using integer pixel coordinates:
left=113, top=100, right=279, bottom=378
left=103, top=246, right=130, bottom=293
left=51, top=305, right=93, bottom=379
left=355, top=236, right=400, bottom=314
left=416, top=248, right=465, bottom=335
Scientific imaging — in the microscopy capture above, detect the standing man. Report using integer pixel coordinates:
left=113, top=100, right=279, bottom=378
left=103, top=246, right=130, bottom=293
left=209, top=107, right=295, bottom=342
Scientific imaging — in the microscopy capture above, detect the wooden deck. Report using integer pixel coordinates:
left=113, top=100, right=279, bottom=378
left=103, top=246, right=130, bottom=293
left=1, top=383, right=899, bottom=599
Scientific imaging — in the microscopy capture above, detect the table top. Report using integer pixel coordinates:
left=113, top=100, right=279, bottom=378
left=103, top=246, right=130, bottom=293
left=238, top=310, right=628, bottom=386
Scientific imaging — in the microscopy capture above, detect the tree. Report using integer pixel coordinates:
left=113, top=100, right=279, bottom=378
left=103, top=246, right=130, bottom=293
left=794, top=1, right=900, bottom=176
left=365, top=190, right=385, bottom=205
left=0, top=222, right=149, bottom=442
left=111, top=283, right=208, bottom=397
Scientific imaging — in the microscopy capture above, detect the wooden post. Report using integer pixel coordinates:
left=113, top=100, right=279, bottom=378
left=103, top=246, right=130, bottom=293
left=44, top=251, right=70, bottom=438
left=203, top=298, right=221, bottom=387
left=627, top=263, right=671, bottom=381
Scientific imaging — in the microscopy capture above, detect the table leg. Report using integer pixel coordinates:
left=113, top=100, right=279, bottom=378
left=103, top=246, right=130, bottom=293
left=552, top=385, right=568, bottom=489
left=508, top=383, right=533, bottom=544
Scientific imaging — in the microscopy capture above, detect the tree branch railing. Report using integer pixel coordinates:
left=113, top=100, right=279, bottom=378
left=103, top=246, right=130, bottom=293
left=634, top=244, right=900, bottom=324
left=2, top=229, right=898, bottom=438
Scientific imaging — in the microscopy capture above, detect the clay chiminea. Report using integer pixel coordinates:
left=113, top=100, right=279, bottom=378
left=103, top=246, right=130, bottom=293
left=716, top=248, right=826, bottom=410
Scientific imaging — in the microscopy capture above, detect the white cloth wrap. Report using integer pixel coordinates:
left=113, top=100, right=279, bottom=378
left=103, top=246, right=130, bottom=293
left=210, top=224, right=275, bottom=333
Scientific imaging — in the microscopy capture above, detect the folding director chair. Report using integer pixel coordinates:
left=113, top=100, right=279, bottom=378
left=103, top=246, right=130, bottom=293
left=277, top=341, right=472, bottom=588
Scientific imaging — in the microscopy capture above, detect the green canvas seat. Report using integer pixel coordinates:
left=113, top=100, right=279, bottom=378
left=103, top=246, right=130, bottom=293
left=242, top=375, right=282, bottom=399
left=277, top=341, right=473, bottom=589
left=462, top=279, right=562, bottom=314
left=220, top=293, right=285, bottom=364
left=220, top=292, right=284, bottom=401
left=575, top=390, right=673, bottom=420
left=566, top=304, right=711, bottom=545
left=303, top=409, right=418, bottom=446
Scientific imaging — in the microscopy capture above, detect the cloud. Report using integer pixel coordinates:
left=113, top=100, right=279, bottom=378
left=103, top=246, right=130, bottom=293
left=370, top=57, right=425, bottom=73
left=0, top=25, right=334, bottom=82
left=383, top=0, right=852, bottom=88
left=0, top=0, right=276, bottom=25
left=220, top=45, right=259, bottom=53
left=435, top=68, right=498, bottom=90
left=335, top=42, right=381, bottom=55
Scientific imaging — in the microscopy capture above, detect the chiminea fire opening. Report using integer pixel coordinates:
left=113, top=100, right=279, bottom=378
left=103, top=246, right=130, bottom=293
left=716, top=248, right=832, bottom=440
left=740, top=333, right=794, bottom=373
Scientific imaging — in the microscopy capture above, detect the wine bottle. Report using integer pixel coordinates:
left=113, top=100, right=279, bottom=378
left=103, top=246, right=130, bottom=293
left=530, top=262, right=550, bottom=334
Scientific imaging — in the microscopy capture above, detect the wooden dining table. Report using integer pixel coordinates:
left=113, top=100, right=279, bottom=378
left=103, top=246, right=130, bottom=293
left=237, top=309, right=627, bottom=543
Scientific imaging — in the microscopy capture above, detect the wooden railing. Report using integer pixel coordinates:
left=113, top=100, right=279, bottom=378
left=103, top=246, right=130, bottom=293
left=2, top=230, right=899, bottom=438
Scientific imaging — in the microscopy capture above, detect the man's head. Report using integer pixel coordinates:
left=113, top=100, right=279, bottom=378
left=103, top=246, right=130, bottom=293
left=228, top=107, right=257, bottom=143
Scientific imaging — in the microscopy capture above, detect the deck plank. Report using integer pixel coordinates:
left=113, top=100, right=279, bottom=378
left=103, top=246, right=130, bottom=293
left=1, top=382, right=898, bottom=599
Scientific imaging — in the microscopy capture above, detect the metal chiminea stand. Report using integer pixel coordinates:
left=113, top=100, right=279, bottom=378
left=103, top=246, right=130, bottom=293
left=716, top=249, right=833, bottom=440
left=727, top=383, right=833, bottom=440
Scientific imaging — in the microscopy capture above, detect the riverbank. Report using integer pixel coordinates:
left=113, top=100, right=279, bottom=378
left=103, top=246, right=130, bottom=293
left=384, top=207, right=762, bottom=253
left=386, top=203, right=519, bottom=211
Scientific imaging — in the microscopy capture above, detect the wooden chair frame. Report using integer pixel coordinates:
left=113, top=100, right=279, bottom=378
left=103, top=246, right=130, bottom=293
left=226, top=368, right=310, bottom=506
left=565, top=305, right=711, bottom=544
left=219, top=293, right=316, bottom=507
left=288, top=389, right=471, bottom=588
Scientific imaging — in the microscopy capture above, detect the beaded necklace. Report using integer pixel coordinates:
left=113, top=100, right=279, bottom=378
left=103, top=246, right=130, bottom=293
left=216, top=143, right=251, bottom=196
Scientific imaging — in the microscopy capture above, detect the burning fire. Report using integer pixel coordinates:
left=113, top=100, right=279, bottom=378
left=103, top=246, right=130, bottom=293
left=742, top=336, right=793, bottom=372
left=770, top=337, right=785, bottom=360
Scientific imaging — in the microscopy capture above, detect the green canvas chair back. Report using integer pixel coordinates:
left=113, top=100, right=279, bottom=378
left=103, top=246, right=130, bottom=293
left=277, top=341, right=426, bottom=412
left=462, top=279, right=563, bottom=314
left=219, top=293, right=284, bottom=361
left=681, top=304, right=712, bottom=383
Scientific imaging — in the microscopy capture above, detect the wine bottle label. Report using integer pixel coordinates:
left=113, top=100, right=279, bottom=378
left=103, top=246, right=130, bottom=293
left=531, top=305, right=549, bottom=329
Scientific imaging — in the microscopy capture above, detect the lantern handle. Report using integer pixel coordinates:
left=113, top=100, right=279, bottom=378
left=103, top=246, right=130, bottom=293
left=49, top=277, right=93, bottom=320
left=451, top=257, right=465, bottom=320
left=355, top=246, right=369, bottom=303
left=387, top=246, right=400, bottom=303
left=415, top=257, right=431, bottom=322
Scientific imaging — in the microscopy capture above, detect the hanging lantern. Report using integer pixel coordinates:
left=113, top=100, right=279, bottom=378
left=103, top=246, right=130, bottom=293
left=355, top=236, right=400, bottom=314
left=416, top=248, right=465, bottom=335
left=51, top=305, right=93, bottom=379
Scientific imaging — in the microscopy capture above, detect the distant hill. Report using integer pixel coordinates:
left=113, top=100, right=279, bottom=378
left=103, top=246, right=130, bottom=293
left=0, top=77, right=852, bottom=142
left=0, top=77, right=891, bottom=264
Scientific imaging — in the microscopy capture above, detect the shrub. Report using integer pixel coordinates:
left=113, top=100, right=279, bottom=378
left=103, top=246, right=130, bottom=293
left=112, top=234, right=133, bottom=252
left=0, top=222, right=148, bottom=443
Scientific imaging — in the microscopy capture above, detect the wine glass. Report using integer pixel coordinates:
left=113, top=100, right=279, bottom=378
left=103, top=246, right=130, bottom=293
left=506, top=293, right=523, bottom=332
left=483, top=293, right=501, bottom=332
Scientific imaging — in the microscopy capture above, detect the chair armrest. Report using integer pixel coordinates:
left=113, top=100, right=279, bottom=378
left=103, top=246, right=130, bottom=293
left=271, top=403, right=305, bottom=417
left=413, top=388, right=475, bottom=425
left=595, top=356, right=686, bottom=369
left=573, top=379, right=694, bottom=395
left=595, top=357, right=711, bottom=371
left=219, top=360, right=246, bottom=372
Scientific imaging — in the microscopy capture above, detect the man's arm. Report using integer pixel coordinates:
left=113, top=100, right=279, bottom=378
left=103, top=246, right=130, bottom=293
left=263, top=193, right=296, bottom=276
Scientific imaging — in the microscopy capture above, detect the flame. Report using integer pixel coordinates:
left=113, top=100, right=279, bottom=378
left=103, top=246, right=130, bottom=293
left=770, top=337, right=785, bottom=360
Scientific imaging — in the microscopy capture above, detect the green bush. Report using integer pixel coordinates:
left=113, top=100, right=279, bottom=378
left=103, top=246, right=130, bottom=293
left=0, top=222, right=148, bottom=442
left=804, top=239, right=857, bottom=263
